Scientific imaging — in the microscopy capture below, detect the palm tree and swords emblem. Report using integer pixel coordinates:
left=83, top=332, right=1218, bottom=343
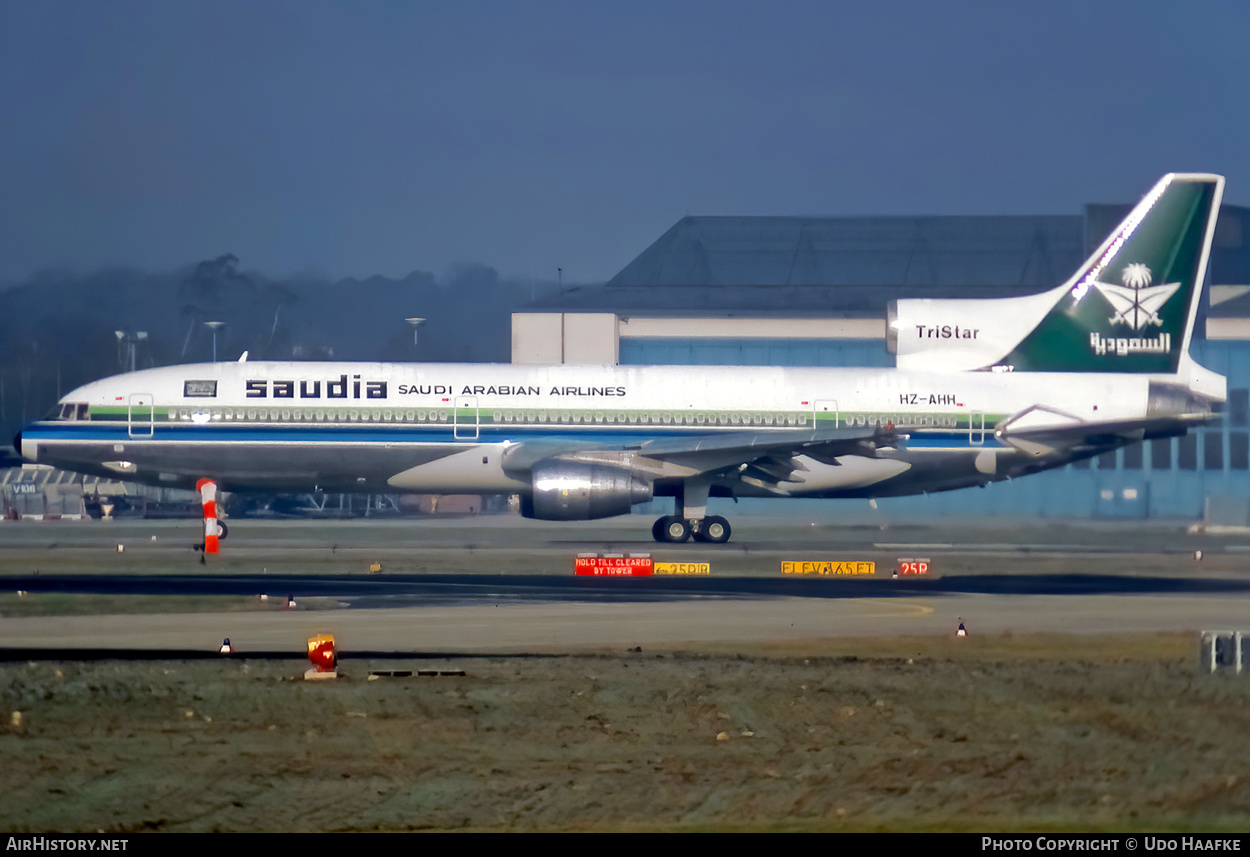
left=1091, top=262, right=1181, bottom=331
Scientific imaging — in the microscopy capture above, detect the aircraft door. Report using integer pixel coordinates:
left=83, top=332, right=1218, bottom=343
left=454, top=396, right=479, bottom=440
left=814, top=400, right=839, bottom=429
left=128, top=394, right=154, bottom=438
left=968, top=411, right=986, bottom=446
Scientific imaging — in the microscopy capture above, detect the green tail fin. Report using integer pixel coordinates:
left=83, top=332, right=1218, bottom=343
left=1002, top=173, right=1223, bottom=373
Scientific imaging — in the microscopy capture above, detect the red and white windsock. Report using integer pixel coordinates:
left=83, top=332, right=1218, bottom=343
left=197, top=478, right=222, bottom=555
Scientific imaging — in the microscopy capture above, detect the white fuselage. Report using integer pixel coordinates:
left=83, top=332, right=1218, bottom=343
left=18, top=360, right=1180, bottom=501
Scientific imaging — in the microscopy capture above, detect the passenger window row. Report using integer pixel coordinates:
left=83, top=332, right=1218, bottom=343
left=168, top=408, right=816, bottom=426
left=165, top=409, right=967, bottom=427
left=492, top=411, right=809, bottom=426
left=176, top=408, right=451, bottom=423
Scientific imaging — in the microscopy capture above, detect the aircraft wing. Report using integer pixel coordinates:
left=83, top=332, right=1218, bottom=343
left=501, top=424, right=904, bottom=486
left=629, top=424, right=898, bottom=460
left=995, top=403, right=1214, bottom=458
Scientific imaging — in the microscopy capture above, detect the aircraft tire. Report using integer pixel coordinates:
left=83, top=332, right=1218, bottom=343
left=217, top=521, right=228, bottom=540
left=651, top=518, right=666, bottom=541
left=654, top=516, right=691, bottom=543
left=666, top=517, right=692, bottom=543
left=701, top=516, right=731, bottom=543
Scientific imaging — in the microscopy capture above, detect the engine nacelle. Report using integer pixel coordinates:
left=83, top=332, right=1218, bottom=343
left=522, top=460, right=653, bottom=521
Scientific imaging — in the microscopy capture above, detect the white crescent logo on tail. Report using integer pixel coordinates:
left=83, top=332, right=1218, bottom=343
left=1092, top=263, right=1181, bottom=331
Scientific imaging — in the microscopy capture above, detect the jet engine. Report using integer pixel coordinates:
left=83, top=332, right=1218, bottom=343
left=522, top=460, right=653, bottom=521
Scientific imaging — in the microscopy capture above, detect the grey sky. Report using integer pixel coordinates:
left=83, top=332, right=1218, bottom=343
left=1, top=1, right=1247, bottom=285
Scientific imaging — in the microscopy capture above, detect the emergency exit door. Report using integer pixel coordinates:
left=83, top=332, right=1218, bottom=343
left=128, top=393, right=154, bottom=438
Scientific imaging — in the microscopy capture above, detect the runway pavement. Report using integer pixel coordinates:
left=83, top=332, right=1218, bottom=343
left=1, top=516, right=1249, bottom=653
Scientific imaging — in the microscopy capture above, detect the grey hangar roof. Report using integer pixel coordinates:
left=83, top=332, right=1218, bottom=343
left=531, top=204, right=1250, bottom=316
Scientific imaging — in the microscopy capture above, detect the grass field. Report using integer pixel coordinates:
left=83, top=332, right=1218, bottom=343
left=3, top=634, right=1249, bottom=832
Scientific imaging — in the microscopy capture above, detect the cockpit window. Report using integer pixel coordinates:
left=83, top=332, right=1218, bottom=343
left=46, top=403, right=89, bottom=421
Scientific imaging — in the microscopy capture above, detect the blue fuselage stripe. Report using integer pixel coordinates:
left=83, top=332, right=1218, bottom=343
left=25, top=422, right=993, bottom=450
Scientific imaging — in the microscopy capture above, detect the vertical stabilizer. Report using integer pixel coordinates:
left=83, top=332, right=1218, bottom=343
left=1001, top=173, right=1223, bottom=373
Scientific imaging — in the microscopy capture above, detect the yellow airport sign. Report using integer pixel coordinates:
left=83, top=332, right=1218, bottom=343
left=653, top=562, right=711, bottom=575
left=782, top=561, right=875, bottom=576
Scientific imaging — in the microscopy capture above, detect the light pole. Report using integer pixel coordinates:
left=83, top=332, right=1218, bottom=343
left=114, top=330, right=148, bottom=372
left=405, top=317, right=426, bottom=348
left=204, top=321, right=226, bottom=362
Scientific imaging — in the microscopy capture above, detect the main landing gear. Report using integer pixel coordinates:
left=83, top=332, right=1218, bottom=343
left=650, top=478, right=732, bottom=543
left=651, top=514, right=732, bottom=543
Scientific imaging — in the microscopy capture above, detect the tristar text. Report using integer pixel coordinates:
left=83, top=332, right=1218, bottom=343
left=915, top=324, right=980, bottom=339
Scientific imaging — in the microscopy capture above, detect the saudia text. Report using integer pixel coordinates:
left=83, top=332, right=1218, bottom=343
left=246, top=375, right=386, bottom=399
left=1089, top=332, right=1171, bottom=357
left=245, top=376, right=627, bottom=399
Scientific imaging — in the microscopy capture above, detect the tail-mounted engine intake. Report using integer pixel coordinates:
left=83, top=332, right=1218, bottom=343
left=887, top=294, right=1057, bottom=372
left=522, top=460, right=653, bottom=521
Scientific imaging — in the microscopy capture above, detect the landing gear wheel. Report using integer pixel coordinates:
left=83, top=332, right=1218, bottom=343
left=217, top=521, right=228, bottom=540
left=701, top=515, right=731, bottom=543
left=653, top=515, right=691, bottom=543
left=665, top=516, right=691, bottom=543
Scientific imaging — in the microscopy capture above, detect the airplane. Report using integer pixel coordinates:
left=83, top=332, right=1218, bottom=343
left=14, top=173, right=1226, bottom=547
